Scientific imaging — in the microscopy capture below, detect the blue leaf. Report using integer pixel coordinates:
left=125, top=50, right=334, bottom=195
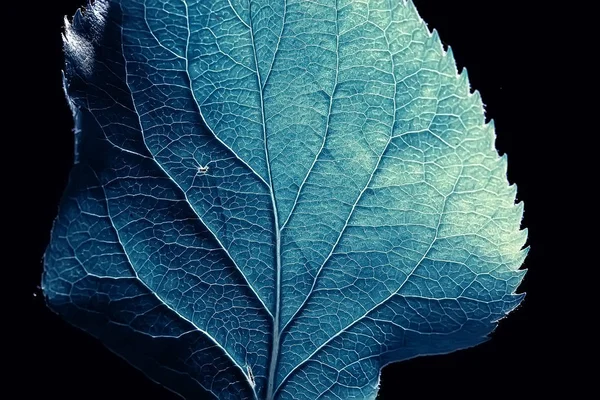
left=43, top=1, right=528, bottom=399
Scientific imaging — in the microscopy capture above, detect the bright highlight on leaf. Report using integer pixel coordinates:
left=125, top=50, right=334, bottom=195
left=43, top=0, right=528, bottom=399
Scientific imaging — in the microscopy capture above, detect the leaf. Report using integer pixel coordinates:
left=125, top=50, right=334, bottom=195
left=43, top=0, right=528, bottom=399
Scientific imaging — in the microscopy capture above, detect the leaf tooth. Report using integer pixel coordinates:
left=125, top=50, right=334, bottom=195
left=486, top=292, right=525, bottom=325
left=63, top=14, right=72, bottom=34
left=61, top=31, right=69, bottom=50
left=502, top=250, right=529, bottom=293
left=499, top=292, right=526, bottom=320
left=484, top=119, right=498, bottom=151
left=73, top=7, right=85, bottom=28
left=465, top=88, right=486, bottom=127
left=514, top=200, right=526, bottom=225
left=498, top=152, right=509, bottom=177
left=507, top=225, right=529, bottom=256
left=441, top=46, right=459, bottom=77
left=504, top=169, right=522, bottom=206
left=498, top=167, right=527, bottom=252
left=406, top=0, right=437, bottom=44
left=506, top=181, right=518, bottom=202
left=445, top=46, right=458, bottom=70
left=470, top=88, right=483, bottom=108
left=458, top=66, right=472, bottom=97
left=505, top=265, right=527, bottom=294
left=514, top=246, right=530, bottom=271
left=428, top=28, right=444, bottom=54
left=405, top=0, right=420, bottom=21
left=65, top=0, right=108, bottom=38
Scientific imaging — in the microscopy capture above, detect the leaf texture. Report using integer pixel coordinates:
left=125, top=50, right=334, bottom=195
left=43, top=0, right=528, bottom=399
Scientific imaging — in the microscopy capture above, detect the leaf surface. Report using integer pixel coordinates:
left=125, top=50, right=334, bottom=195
left=43, top=1, right=527, bottom=399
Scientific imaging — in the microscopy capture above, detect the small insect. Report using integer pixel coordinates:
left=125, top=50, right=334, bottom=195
left=197, top=164, right=209, bottom=174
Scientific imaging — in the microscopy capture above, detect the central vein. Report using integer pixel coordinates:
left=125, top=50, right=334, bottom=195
left=245, top=3, right=281, bottom=400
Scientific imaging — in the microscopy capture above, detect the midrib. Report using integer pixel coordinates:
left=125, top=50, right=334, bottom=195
left=245, top=4, right=282, bottom=400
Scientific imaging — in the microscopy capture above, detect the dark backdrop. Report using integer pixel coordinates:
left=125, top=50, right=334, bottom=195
left=17, top=0, right=568, bottom=398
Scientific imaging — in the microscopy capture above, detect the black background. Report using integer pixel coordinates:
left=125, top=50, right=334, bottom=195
left=15, top=0, right=573, bottom=398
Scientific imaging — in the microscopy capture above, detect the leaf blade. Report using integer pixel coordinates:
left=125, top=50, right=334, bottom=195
left=44, top=1, right=527, bottom=399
